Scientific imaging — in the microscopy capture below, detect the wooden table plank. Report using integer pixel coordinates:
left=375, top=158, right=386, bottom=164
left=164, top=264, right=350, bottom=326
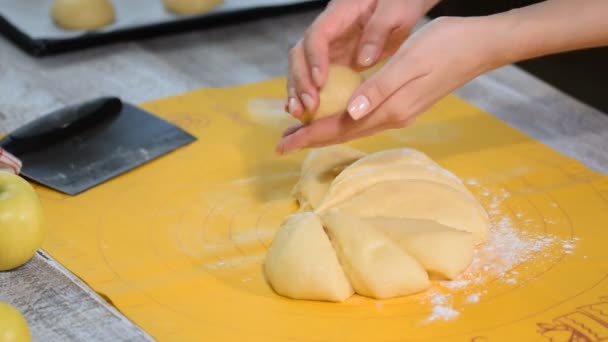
left=0, top=252, right=153, bottom=342
left=0, top=9, right=606, bottom=342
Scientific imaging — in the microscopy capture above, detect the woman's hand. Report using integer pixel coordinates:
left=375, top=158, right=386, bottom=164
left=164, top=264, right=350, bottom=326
left=279, top=0, right=608, bottom=155
left=277, top=16, right=503, bottom=154
left=286, top=0, right=440, bottom=117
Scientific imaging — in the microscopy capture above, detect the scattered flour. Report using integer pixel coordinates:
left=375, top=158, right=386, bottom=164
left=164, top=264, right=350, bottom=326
left=465, top=179, right=480, bottom=186
left=426, top=305, right=460, bottom=322
left=441, top=280, right=469, bottom=290
left=420, top=182, right=580, bottom=323
left=466, top=293, right=480, bottom=303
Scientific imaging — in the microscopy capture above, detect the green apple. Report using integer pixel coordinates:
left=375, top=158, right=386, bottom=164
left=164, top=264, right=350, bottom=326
left=0, top=172, right=44, bottom=271
left=0, top=302, right=30, bottom=342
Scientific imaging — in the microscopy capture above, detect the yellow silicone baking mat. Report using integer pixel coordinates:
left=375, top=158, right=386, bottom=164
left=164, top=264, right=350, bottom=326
left=38, top=78, right=608, bottom=341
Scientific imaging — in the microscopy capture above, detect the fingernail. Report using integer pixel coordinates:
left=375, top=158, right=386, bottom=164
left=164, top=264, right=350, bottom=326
left=347, top=95, right=371, bottom=120
left=301, top=93, right=315, bottom=112
left=358, top=44, right=377, bottom=67
left=287, top=97, right=298, bottom=114
left=312, top=66, right=322, bottom=87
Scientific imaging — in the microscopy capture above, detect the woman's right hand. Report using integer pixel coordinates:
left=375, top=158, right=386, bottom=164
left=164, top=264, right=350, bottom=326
left=286, top=0, right=440, bottom=117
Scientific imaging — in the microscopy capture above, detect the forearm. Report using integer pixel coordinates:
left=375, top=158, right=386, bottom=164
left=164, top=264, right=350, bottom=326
left=487, top=0, right=608, bottom=65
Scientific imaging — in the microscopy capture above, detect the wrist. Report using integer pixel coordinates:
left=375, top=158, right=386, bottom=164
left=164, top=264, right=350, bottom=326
left=464, top=15, right=517, bottom=72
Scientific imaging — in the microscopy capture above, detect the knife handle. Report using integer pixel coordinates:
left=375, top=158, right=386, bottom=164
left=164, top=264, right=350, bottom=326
left=0, top=97, right=122, bottom=155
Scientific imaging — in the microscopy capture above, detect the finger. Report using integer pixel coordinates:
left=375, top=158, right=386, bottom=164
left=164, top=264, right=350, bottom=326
left=308, top=110, right=419, bottom=149
left=303, top=24, right=330, bottom=88
left=303, top=2, right=364, bottom=87
left=346, top=48, right=430, bottom=120
left=278, top=106, right=388, bottom=154
left=307, top=124, right=386, bottom=149
left=356, top=1, right=404, bottom=68
left=285, top=73, right=303, bottom=117
left=289, top=40, right=318, bottom=113
left=281, top=123, right=304, bottom=138
left=277, top=114, right=359, bottom=154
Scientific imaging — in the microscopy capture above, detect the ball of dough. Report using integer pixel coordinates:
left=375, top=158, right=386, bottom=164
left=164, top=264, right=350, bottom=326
left=321, top=210, right=430, bottom=299
left=291, top=145, right=365, bottom=210
left=263, top=212, right=354, bottom=302
left=51, top=0, right=115, bottom=30
left=163, top=0, right=223, bottom=15
left=301, top=65, right=363, bottom=123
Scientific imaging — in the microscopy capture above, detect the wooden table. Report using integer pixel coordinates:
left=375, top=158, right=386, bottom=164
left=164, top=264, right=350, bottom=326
left=1, top=8, right=607, bottom=342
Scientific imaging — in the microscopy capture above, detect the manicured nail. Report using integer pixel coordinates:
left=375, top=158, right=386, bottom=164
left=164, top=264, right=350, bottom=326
left=312, top=66, right=322, bottom=87
left=287, top=97, right=298, bottom=114
left=358, top=44, right=377, bottom=67
left=347, top=95, right=371, bottom=120
left=301, top=93, right=315, bottom=112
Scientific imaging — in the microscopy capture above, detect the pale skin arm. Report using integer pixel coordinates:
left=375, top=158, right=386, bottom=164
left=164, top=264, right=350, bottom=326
left=278, top=0, right=608, bottom=154
left=493, top=0, right=608, bottom=63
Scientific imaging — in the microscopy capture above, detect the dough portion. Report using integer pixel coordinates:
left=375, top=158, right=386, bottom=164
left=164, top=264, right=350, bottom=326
left=263, top=212, right=354, bottom=302
left=333, top=149, right=439, bottom=178
left=291, top=145, right=365, bottom=210
left=321, top=210, right=430, bottom=299
left=163, top=0, right=223, bottom=15
left=266, top=147, right=489, bottom=302
left=366, top=217, right=475, bottom=279
left=51, top=0, right=115, bottom=30
left=301, top=65, right=363, bottom=123
left=334, top=180, right=490, bottom=243
left=316, top=163, right=474, bottom=212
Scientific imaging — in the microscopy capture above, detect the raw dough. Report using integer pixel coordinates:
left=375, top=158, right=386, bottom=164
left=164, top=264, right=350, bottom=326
left=291, top=145, right=365, bottom=210
left=263, top=212, right=353, bottom=302
left=267, top=147, right=489, bottom=302
left=163, top=0, right=223, bottom=15
left=334, top=180, right=490, bottom=242
left=316, top=163, right=474, bottom=212
left=51, top=0, right=115, bottom=30
left=333, top=148, right=439, bottom=175
left=321, top=210, right=430, bottom=299
left=301, top=65, right=363, bottom=123
left=366, top=217, right=475, bottom=279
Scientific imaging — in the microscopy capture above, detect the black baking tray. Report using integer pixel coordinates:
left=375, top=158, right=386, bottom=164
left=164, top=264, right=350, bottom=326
left=0, top=0, right=327, bottom=57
